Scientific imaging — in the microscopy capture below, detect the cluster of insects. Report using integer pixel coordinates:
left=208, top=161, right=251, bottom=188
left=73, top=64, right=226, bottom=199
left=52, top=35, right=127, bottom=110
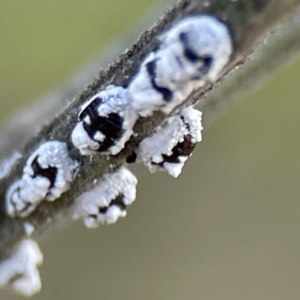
left=3, top=15, right=232, bottom=296
left=72, top=15, right=232, bottom=156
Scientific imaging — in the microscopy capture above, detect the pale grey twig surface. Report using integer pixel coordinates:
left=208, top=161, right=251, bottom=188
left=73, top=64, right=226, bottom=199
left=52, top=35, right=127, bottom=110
left=0, top=0, right=300, bottom=262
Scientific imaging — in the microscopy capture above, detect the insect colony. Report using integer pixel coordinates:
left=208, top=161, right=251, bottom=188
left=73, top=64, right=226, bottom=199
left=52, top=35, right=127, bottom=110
left=2, top=16, right=232, bottom=296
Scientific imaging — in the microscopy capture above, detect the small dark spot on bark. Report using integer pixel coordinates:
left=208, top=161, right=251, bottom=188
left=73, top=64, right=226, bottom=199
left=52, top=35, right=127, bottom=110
left=126, top=152, right=137, bottom=164
left=251, top=0, right=267, bottom=11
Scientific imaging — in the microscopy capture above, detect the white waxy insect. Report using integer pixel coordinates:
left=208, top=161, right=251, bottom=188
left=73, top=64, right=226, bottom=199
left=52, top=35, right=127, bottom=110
left=73, top=167, right=138, bottom=228
left=128, top=15, right=232, bottom=116
left=0, top=239, right=43, bottom=297
left=136, top=106, right=202, bottom=177
left=6, top=141, right=79, bottom=217
left=71, top=85, right=138, bottom=155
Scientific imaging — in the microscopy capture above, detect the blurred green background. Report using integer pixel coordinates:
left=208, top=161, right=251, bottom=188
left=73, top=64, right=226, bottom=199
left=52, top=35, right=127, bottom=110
left=0, top=1, right=299, bottom=299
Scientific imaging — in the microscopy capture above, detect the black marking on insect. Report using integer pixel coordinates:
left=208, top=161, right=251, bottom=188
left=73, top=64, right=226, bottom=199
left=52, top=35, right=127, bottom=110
left=146, top=59, right=173, bottom=102
left=31, top=156, right=58, bottom=188
left=79, top=96, right=102, bottom=121
left=152, top=135, right=196, bottom=166
left=79, top=95, right=125, bottom=151
left=179, top=32, right=213, bottom=75
left=97, top=195, right=127, bottom=215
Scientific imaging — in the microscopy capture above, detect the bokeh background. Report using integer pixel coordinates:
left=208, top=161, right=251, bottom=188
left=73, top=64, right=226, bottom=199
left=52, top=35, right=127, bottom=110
left=1, top=1, right=299, bottom=299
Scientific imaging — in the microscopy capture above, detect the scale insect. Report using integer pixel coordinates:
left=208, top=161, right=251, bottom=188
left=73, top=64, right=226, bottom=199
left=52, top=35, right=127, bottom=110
left=6, top=141, right=79, bottom=217
left=135, top=106, right=203, bottom=177
left=71, top=85, right=138, bottom=155
left=73, top=167, right=138, bottom=228
left=128, top=15, right=232, bottom=116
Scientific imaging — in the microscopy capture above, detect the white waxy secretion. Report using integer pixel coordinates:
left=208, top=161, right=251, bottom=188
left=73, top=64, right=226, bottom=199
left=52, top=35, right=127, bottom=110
left=129, top=15, right=232, bottom=116
left=71, top=85, right=138, bottom=155
left=137, top=106, right=203, bottom=177
left=0, top=239, right=43, bottom=297
left=6, top=141, right=79, bottom=217
left=73, top=167, right=138, bottom=228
